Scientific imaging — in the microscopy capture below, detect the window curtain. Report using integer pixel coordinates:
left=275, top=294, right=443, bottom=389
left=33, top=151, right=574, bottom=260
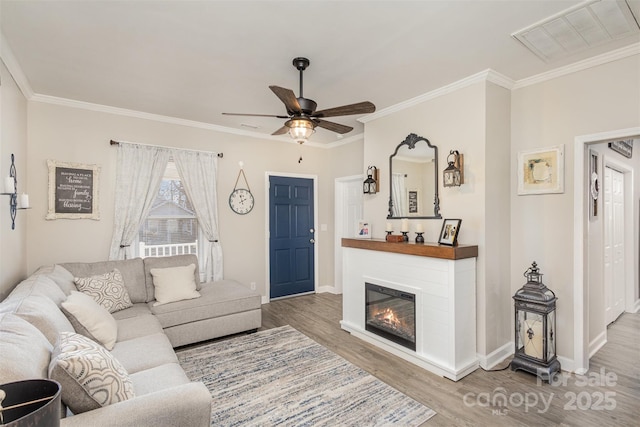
left=391, top=173, right=407, bottom=217
left=109, top=144, right=170, bottom=260
left=172, top=149, right=223, bottom=282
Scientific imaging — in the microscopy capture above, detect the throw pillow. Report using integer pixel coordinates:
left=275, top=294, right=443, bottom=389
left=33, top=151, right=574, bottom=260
left=74, top=269, right=133, bottom=313
left=49, top=331, right=135, bottom=414
left=61, top=291, right=118, bottom=350
left=150, top=264, right=201, bottom=306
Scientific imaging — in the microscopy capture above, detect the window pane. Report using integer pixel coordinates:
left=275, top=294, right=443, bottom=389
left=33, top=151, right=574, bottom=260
left=138, top=161, right=198, bottom=258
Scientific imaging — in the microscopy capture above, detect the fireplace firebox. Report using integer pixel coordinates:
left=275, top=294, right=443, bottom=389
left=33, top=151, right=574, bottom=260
left=365, top=283, right=416, bottom=351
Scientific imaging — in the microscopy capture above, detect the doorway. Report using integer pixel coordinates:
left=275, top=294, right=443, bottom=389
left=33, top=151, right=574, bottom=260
left=334, top=175, right=364, bottom=294
left=267, top=174, right=316, bottom=300
left=603, top=166, right=626, bottom=325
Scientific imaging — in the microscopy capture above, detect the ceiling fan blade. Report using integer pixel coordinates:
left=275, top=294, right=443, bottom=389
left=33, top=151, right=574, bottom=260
left=312, top=101, right=375, bottom=118
left=271, top=126, right=289, bottom=136
left=314, top=119, right=353, bottom=134
left=222, top=112, right=289, bottom=118
left=269, top=86, right=302, bottom=114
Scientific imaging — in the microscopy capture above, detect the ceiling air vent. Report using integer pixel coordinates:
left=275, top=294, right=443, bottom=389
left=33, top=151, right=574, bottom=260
left=512, top=0, right=640, bottom=62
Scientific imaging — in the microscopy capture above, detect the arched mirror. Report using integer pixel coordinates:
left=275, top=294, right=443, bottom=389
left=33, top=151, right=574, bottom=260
left=388, top=133, right=441, bottom=219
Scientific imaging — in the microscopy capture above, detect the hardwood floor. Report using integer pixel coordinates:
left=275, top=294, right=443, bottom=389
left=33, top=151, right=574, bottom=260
left=260, top=293, right=640, bottom=426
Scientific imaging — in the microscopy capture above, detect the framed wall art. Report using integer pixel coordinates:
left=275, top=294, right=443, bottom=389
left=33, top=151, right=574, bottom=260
left=46, top=160, right=100, bottom=220
left=438, top=218, right=461, bottom=246
left=608, top=139, right=632, bottom=158
left=517, top=145, right=564, bottom=195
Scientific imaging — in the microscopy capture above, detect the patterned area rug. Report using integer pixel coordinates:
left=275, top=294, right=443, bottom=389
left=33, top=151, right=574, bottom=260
left=177, top=325, right=435, bottom=426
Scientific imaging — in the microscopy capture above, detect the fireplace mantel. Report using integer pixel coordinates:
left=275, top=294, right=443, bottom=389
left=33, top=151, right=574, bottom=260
left=341, top=238, right=477, bottom=260
left=341, top=239, right=478, bottom=381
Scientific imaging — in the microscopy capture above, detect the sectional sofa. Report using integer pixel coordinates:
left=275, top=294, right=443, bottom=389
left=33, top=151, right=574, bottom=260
left=0, top=254, right=262, bottom=426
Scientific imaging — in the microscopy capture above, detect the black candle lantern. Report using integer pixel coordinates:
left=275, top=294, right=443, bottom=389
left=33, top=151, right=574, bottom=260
left=363, top=166, right=378, bottom=194
left=511, top=262, right=561, bottom=382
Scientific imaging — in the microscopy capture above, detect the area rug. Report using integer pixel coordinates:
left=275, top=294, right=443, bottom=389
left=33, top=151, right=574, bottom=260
left=177, top=325, right=436, bottom=426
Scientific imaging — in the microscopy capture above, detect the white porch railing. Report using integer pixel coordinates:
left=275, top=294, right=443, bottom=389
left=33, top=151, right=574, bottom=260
left=139, top=240, right=198, bottom=258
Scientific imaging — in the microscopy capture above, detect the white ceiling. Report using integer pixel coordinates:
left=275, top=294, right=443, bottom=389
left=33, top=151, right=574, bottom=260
left=2, top=0, right=639, bottom=144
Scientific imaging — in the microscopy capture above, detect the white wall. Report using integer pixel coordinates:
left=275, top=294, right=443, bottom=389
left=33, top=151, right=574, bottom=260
left=511, top=54, right=640, bottom=366
left=0, top=58, right=28, bottom=299
left=24, top=102, right=362, bottom=297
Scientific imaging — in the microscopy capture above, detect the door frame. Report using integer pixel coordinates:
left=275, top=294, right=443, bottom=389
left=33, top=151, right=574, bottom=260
left=334, top=174, right=364, bottom=295
left=265, top=171, right=319, bottom=302
left=573, top=127, right=639, bottom=374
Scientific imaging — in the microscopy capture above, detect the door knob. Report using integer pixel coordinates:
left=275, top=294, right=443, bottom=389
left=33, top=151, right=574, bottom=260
left=310, top=238, right=315, bottom=243
left=310, top=228, right=315, bottom=233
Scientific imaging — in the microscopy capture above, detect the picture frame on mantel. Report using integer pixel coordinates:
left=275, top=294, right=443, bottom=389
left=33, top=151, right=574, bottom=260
left=438, top=218, right=461, bottom=246
left=46, top=160, right=100, bottom=220
left=355, top=220, right=371, bottom=239
left=517, top=145, right=564, bottom=195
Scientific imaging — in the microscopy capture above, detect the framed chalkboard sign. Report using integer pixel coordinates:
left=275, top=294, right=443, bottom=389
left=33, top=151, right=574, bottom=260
left=46, top=160, right=100, bottom=220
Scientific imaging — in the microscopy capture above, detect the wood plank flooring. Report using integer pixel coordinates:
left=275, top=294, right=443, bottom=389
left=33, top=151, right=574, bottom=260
left=260, top=293, right=640, bottom=426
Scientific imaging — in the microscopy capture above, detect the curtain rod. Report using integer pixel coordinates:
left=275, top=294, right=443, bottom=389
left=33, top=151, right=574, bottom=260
left=109, top=139, right=223, bottom=158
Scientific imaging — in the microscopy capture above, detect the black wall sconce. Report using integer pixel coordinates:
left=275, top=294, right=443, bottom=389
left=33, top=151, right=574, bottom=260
left=363, top=166, right=379, bottom=194
left=2, top=154, right=30, bottom=230
left=443, top=150, right=464, bottom=187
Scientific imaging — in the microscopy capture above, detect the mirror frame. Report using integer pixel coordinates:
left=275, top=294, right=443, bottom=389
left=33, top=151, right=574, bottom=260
left=387, top=133, right=442, bottom=219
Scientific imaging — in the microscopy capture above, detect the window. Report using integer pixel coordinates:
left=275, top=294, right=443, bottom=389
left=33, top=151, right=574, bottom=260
left=137, top=160, right=199, bottom=258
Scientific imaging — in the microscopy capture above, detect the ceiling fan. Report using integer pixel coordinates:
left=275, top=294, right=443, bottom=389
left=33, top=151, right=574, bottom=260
left=223, top=57, right=376, bottom=143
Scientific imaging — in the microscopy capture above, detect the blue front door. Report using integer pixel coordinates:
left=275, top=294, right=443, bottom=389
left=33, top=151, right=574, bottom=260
left=269, top=176, right=315, bottom=299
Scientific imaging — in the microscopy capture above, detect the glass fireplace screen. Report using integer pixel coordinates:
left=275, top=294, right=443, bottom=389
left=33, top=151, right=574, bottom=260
left=365, top=283, right=416, bottom=351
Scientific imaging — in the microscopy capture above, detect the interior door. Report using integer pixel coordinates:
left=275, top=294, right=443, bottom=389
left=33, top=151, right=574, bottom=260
left=603, top=166, right=625, bottom=324
left=334, top=177, right=364, bottom=294
left=269, top=176, right=315, bottom=299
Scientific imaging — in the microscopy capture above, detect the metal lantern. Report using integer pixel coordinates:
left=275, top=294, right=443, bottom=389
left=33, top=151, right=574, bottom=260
left=511, top=262, right=561, bottom=382
left=443, top=150, right=463, bottom=187
left=363, top=166, right=378, bottom=194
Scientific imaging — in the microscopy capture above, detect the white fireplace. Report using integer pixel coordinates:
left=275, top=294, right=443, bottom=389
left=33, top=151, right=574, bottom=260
left=341, top=239, right=478, bottom=381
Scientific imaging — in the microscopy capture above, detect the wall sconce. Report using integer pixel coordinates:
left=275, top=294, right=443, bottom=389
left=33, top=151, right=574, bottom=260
left=363, top=166, right=379, bottom=194
left=2, top=154, right=30, bottom=230
left=443, top=150, right=464, bottom=187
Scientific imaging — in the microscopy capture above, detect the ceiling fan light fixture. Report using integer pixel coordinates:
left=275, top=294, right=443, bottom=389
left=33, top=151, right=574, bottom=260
left=285, top=117, right=315, bottom=143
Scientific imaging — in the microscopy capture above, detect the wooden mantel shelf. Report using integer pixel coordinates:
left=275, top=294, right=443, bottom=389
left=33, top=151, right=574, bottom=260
left=341, top=238, right=478, bottom=260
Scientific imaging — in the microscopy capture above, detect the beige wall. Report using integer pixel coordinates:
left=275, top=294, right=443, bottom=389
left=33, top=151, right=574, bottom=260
left=511, top=54, right=640, bottom=365
left=0, top=58, right=28, bottom=299
left=24, top=102, right=361, bottom=297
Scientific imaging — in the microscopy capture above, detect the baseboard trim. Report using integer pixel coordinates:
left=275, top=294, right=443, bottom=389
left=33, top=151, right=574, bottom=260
left=589, top=331, right=607, bottom=358
left=477, top=341, right=513, bottom=370
left=316, top=286, right=340, bottom=294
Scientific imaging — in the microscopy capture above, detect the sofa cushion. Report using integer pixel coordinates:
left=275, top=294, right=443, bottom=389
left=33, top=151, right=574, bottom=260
left=150, top=264, right=201, bottom=306
left=61, top=291, right=118, bottom=350
left=150, top=280, right=260, bottom=329
left=9, top=294, right=74, bottom=345
left=0, top=312, right=52, bottom=382
left=49, top=332, right=135, bottom=414
left=5, top=275, right=67, bottom=306
left=143, top=254, right=201, bottom=301
left=61, top=258, right=147, bottom=303
left=115, top=314, right=164, bottom=342
left=110, top=303, right=152, bottom=320
left=129, top=363, right=190, bottom=396
left=73, top=268, right=133, bottom=313
left=33, top=264, right=77, bottom=296
left=110, top=333, right=178, bottom=374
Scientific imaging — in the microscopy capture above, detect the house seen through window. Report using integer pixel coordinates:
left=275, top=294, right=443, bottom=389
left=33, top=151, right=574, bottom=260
left=138, top=160, right=199, bottom=258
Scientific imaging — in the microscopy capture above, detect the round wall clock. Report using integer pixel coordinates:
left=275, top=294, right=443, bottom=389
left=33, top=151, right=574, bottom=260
left=229, top=165, right=254, bottom=215
left=229, top=188, right=254, bottom=215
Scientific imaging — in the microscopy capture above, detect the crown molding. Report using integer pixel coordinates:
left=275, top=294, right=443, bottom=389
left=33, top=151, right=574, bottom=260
left=0, top=31, right=34, bottom=99
left=30, top=93, right=342, bottom=149
left=359, top=69, right=514, bottom=124
left=512, top=42, right=640, bottom=89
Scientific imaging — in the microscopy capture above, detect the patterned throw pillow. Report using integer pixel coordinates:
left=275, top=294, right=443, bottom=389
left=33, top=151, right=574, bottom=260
left=49, top=331, right=135, bottom=414
left=74, top=269, right=133, bottom=313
